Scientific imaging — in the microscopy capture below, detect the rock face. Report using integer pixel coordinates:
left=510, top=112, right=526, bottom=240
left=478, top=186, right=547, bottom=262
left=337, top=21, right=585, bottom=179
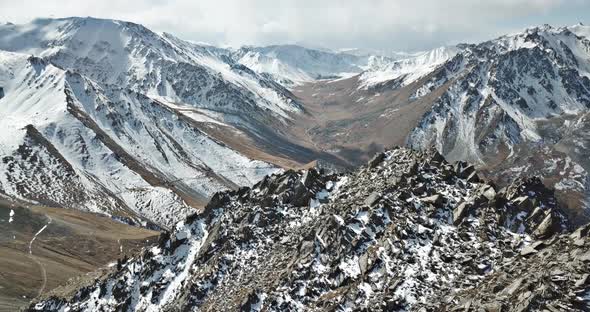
left=29, top=148, right=588, bottom=312
left=405, top=25, right=590, bottom=221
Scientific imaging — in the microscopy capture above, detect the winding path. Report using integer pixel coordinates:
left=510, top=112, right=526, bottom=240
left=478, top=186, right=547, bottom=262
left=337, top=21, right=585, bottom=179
left=28, top=214, right=52, bottom=299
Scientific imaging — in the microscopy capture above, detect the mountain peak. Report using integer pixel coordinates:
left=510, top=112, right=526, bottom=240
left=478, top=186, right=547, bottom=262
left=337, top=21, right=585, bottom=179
left=29, top=147, right=586, bottom=311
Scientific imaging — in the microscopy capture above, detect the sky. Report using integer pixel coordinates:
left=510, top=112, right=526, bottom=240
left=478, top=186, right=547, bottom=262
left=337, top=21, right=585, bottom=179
left=0, top=0, right=589, bottom=52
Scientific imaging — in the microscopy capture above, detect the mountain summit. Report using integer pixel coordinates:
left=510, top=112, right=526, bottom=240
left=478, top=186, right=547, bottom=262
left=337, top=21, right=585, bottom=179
left=29, top=148, right=589, bottom=311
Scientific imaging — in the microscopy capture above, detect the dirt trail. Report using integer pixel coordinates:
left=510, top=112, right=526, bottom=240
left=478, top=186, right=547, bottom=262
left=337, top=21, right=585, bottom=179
left=28, top=214, right=52, bottom=299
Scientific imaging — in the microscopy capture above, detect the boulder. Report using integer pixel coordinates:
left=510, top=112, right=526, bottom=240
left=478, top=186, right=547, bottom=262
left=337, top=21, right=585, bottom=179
left=520, top=241, right=545, bottom=256
left=481, top=185, right=496, bottom=201
left=421, top=194, right=443, bottom=207
left=455, top=162, right=476, bottom=179
left=368, top=152, right=386, bottom=169
left=365, top=192, right=382, bottom=207
left=429, top=150, right=446, bottom=165
left=532, top=213, right=558, bottom=239
left=575, top=274, right=590, bottom=288
left=466, top=171, right=481, bottom=183
left=453, top=202, right=472, bottom=225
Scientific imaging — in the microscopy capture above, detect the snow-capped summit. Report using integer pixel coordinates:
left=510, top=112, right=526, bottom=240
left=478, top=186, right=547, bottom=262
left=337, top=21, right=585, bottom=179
left=0, top=17, right=315, bottom=227
left=358, top=45, right=461, bottom=89
left=405, top=24, right=590, bottom=216
left=233, top=44, right=393, bottom=87
left=0, top=17, right=301, bottom=120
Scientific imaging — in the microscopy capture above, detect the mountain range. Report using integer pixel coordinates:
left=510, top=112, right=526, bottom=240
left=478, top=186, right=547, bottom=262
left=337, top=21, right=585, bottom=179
left=1, top=17, right=590, bottom=310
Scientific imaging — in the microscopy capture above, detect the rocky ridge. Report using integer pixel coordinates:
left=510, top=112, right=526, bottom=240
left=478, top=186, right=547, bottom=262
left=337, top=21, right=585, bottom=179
left=29, top=147, right=589, bottom=311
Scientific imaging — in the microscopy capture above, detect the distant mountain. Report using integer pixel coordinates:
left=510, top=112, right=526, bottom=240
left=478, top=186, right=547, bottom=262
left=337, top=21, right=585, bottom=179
left=0, top=17, right=317, bottom=228
left=358, top=46, right=461, bottom=89
left=29, top=148, right=588, bottom=311
left=232, top=44, right=393, bottom=87
left=289, top=25, right=590, bottom=220
left=337, top=47, right=424, bottom=60
left=2, top=18, right=589, bottom=227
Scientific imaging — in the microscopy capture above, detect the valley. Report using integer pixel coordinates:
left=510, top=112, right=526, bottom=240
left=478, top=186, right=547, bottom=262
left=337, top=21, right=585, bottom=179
left=0, top=15, right=589, bottom=311
left=0, top=199, right=158, bottom=311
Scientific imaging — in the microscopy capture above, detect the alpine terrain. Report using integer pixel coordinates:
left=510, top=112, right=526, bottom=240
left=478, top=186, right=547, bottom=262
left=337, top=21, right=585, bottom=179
left=0, top=14, right=590, bottom=312
left=29, top=148, right=590, bottom=311
left=0, top=17, right=319, bottom=229
left=290, top=24, right=590, bottom=222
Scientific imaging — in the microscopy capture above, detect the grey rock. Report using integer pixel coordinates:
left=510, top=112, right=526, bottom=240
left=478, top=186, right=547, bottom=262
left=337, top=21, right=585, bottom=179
left=365, top=192, right=382, bottom=207
left=453, top=202, right=472, bottom=225
left=421, top=194, right=443, bottom=207
left=574, top=274, right=590, bottom=288
left=368, top=152, right=386, bottom=169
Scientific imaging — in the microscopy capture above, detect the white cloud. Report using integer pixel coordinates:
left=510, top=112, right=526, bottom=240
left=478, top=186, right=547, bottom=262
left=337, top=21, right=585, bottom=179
left=0, top=0, right=587, bottom=51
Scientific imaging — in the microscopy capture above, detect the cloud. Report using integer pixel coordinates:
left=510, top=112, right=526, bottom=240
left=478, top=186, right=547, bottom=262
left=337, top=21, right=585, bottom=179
left=0, top=0, right=587, bottom=51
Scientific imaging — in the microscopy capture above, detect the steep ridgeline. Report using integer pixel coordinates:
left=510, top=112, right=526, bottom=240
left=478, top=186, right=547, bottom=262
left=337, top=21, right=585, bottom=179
left=406, top=25, right=590, bottom=220
left=0, top=17, right=319, bottom=228
left=29, top=148, right=589, bottom=311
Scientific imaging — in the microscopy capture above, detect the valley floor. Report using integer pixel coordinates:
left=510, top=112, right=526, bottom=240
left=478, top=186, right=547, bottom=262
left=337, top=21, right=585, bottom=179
left=0, top=199, right=158, bottom=311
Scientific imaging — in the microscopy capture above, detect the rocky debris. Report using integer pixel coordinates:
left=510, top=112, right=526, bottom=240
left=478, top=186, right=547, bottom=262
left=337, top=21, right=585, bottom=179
left=444, top=233, right=590, bottom=312
left=367, top=152, right=386, bottom=169
left=29, top=147, right=586, bottom=312
left=364, top=192, right=382, bottom=206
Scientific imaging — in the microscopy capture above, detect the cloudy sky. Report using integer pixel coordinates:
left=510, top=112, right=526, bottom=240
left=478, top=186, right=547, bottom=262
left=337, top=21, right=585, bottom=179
left=0, top=0, right=588, bottom=51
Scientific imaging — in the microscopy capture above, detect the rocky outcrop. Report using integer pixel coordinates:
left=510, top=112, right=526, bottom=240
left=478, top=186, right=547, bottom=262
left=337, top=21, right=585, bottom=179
left=29, top=147, right=586, bottom=311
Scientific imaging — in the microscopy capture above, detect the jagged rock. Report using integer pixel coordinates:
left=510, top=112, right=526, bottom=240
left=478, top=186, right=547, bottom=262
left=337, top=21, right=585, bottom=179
left=365, top=192, right=382, bottom=207
left=466, top=171, right=481, bottom=183
left=455, top=162, right=476, bottom=179
left=520, top=241, right=545, bottom=256
left=575, top=274, right=590, bottom=288
left=532, top=213, right=558, bottom=239
left=428, top=150, right=446, bottom=165
left=368, top=152, right=386, bottom=169
left=421, top=194, right=443, bottom=207
left=571, top=223, right=590, bottom=240
left=480, top=185, right=497, bottom=201
left=28, top=147, right=585, bottom=312
left=301, top=169, right=321, bottom=188
left=577, top=250, right=590, bottom=262
left=453, top=202, right=472, bottom=225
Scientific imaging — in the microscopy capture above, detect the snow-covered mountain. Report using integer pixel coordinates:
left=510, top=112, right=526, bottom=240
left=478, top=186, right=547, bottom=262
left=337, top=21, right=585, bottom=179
left=2, top=17, right=590, bottom=227
left=406, top=24, right=590, bottom=219
left=0, top=18, right=301, bottom=120
left=358, top=46, right=461, bottom=89
left=337, top=47, right=424, bottom=60
left=0, top=17, right=314, bottom=228
left=232, top=45, right=393, bottom=87
left=29, top=148, right=589, bottom=311
left=289, top=24, right=590, bottom=220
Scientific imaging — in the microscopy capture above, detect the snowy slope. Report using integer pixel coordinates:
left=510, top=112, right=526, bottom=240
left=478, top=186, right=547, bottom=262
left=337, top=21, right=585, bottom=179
left=404, top=24, right=590, bottom=216
left=0, top=17, right=301, bottom=121
left=233, top=45, right=393, bottom=87
left=0, top=18, right=295, bottom=227
left=358, top=46, right=460, bottom=89
left=0, top=51, right=280, bottom=228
